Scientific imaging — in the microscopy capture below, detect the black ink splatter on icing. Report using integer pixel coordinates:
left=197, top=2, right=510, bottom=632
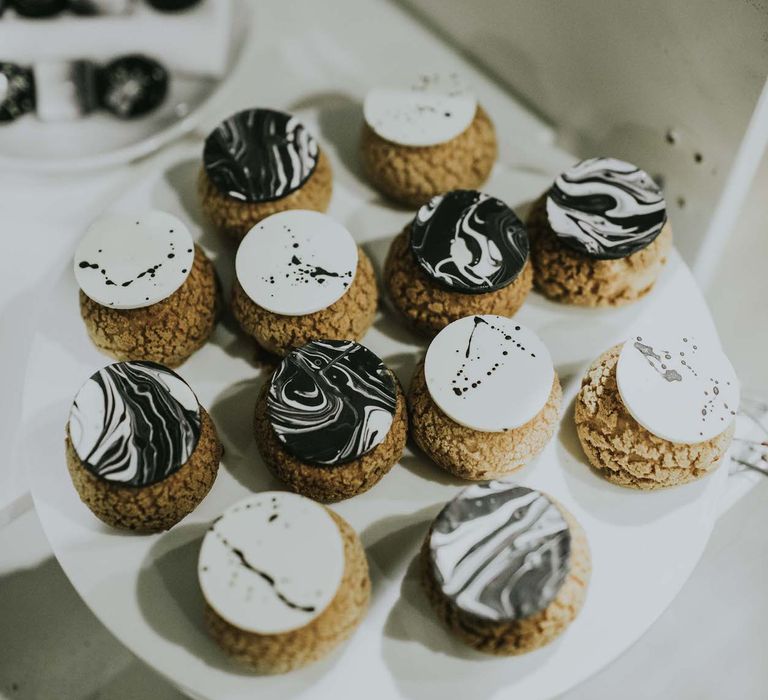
left=68, top=361, right=201, bottom=487
left=261, top=228, right=352, bottom=293
left=546, top=157, right=666, bottom=259
left=0, top=62, right=35, bottom=122
left=203, top=108, right=319, bottom=204
left=410, top=190, right=529, bottom=294
left=208, top=513, right=316, bottom=614
left=76, top=235, right=182, bottom=296
left=451, top=317, right=536, bottom=397
left=267, top=340, right=397, bottom=466
left=429, top=482, right=571, bottom=622
left=633, top=341, right=682, bottom=382
left=632, top=335, right=736, bottom=438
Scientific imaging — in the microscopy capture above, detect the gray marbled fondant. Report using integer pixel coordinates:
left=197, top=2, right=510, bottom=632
left=429, top=481, right=571, bottom=622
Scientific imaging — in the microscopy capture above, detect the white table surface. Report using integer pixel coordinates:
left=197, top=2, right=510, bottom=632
left=2, top=0, right=767, bottom=698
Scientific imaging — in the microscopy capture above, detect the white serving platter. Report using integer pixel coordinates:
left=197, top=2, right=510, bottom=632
left=23, top=128, right=729, bottom=699
left=0, top=1, right=248, bottom=174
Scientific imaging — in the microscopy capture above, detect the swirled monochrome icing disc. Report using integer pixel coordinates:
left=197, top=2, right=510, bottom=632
left=74, top=210, right=194, bottom=309
left=363, top=74, right=477, bottom=147
left=546, top=157, right=666, bottom=260
left=236, top=211, right=358, bottom=316
left=267, top=340, right=397, bottom=466
left=616, top=329, right=740, bottom=444
left=203, top=108, right=319, bottom=203
left=67, top=361, right=201, bottom=487
left=429, top=482, right=571, bottom=622
left=198, top=492, right=345, bottom=635
left=410, top=190, right=528, bottom=294
left=424, top=315, right=553, bottom=432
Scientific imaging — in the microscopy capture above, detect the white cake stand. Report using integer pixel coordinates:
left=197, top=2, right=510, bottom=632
left=22, top=128, right=728, bottom=699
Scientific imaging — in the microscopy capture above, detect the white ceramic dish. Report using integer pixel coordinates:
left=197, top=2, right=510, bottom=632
left=22, top=129, right=730, bottom=699
left=0, top=2, right=248, bottom=174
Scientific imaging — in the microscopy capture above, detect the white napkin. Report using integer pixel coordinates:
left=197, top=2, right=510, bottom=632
left=0, top=0, right=232, bottom=79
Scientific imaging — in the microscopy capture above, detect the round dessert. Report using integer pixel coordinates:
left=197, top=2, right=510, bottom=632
left=254, top=340, right=408, bottom=502
left=360, top=74, right=497, bottom=207
left=575, top=329, right=739, bottom=489
left=408, top=315, right=561, bottom=480
left=65, top=361, right=222, bottom=531
left=75, top=210, right=219, bottom=367
left=96, top=54, right=169, bottom=119
left=421, top=481, right=590, bottom=655
left=199, top=492, right=370, bottom=673
left=0, top=61, right=35, bottom=122
left=198, top=108, right=333, bottom=241
left=527, top=157, right=672, bottom=306
left=384, top=190, right=533, bottom=336
left=231, top=210, right=378, bottom=356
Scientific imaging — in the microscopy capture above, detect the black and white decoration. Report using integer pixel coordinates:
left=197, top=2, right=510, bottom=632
left=424, top=315, right=554, bottom=432
left=616, top=328, right=740, bottom=443
left=267, top=340, right=397, bottom=466
left=0, top=61, right=36, bottom=122
left=96, top=54, right=169, bottom=119
left=235, top=210, right=357, bottom=316
left=410, top=190, right=529, bottom=294
left=198, top=492, right=345, bottom=635
left=546, top=157, right=667, bottom=259
left=203, top=108, right=319, bottom=203
left=363, top=74, right=477, bottom=147
left=67, top=361, right=201, bottom=487
left=429, top=481, right=571, bottom=622
left=74, top=210, right=195, bottom=309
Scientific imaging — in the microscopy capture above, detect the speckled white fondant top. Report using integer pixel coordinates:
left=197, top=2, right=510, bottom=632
left=424, top=315, right=554, bottom=432
left=235, top=211, right=358, bottom=316
left=198, top=492, right=345, bottom=635
left=74, top=210, right=194, bottom=310
left=617, top=329, right=740, bottom=444
left=363, top=74, right=477, bottom=147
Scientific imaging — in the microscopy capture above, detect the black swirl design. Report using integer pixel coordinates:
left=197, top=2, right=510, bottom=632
left=429, top=482, right=571, bottom=622
left=410, top=190, right=529, bottom=294
left=203, top=108, right=319, bottom=203
left=68, top=361, right=201, bottom=487
left=267, top=340, right=397, bottom=466
left=546, top=157, right=666, bottom=259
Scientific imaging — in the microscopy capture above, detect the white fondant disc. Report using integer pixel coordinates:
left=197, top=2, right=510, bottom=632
left=424, top=315, right=554, bottom=432
left=617, top=330, right=740, bottom=444
left=363, top=75, right=477, bottom=147
left=198, top=492, right=345, bottom=636
left=74, top=210, right=194, bottom=310
left=235, top=210, right=358, bottom=316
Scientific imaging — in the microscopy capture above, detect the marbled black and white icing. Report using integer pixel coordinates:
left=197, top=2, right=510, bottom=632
left=236, top=211, right=357, bottom=316
left=546, top=157, right=666, bottom=259
left=616, top=328, right=740, bottom=443
left=267, top=340, right=397, bottom=466
left=410, top=190, right=528, bottom=293
left=203, top=108, right=319, bottom=203
left=424, top=315, right=554, bottom=432
left=67, top=361, right=201, bottom=486
left=429, top=481, right=571, bottom=622
left=198, top=492, right=345, bottom=635
left=0, top=61, right=35, bottom=122
left=74, top=210, right=195, bottom=309
left=364, top=73, right=477, bottom=147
